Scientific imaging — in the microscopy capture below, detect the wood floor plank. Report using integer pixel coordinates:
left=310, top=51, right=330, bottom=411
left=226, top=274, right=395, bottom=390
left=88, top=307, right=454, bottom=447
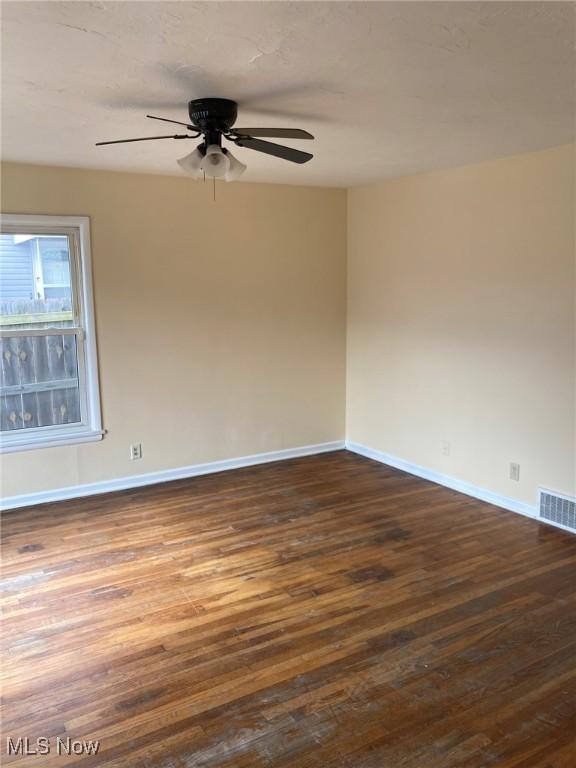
left=1, top=450, right=575, bottom=767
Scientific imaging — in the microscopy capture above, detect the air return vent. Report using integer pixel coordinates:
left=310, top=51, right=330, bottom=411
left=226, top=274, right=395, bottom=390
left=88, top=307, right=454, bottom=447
left=539, top=489, right=576, bottom=533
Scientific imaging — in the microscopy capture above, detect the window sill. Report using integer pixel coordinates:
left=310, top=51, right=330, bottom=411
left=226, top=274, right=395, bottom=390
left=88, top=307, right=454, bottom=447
left=0, top=429, right=104, bottom=454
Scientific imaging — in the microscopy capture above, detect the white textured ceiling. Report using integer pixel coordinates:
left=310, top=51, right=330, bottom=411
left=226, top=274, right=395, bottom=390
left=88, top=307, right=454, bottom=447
left=1, top=1, right=574, bottom=186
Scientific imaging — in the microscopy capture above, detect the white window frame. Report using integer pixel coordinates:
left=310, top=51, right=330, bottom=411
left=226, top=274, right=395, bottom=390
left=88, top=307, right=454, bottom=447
left=0, top=214, right=103, bottom=453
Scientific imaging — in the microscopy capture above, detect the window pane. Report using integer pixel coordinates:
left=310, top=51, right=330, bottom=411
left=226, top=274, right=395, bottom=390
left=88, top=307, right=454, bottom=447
left=0, top=234, right=74, bottom=329
left=40, top=241, right=71, bottom=285
left=44, top=286, right=72, bottom=300
left=0, top=334, right=81, bottom=431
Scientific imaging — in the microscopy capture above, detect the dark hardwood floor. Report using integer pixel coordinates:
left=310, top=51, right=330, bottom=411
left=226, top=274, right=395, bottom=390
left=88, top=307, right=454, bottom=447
left=2, top=450, right=575, bottom=767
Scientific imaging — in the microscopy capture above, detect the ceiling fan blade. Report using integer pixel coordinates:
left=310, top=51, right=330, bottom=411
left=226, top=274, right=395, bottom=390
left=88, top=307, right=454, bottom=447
left=232, top=137, right=313, bottom=164
left=147, top=114, right=197, bottom=131
left=95, top=134, right=191, bottom=146
left=231, top=128, right=314, bottom=140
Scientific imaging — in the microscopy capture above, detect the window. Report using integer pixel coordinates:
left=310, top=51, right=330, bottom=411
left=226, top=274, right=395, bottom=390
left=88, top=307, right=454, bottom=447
left=0, top=215, right=102, bottom=452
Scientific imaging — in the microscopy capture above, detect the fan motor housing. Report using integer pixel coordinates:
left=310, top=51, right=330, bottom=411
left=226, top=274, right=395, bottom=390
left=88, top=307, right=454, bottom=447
left=188, top=98, right=238, bottom=134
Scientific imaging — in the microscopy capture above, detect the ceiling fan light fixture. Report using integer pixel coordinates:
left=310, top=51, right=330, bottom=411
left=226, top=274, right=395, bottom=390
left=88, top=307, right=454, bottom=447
left=176, top=146, right=204, bottom=178
left=224, top=148, right=247, bottom=182
left=200, top=144, right=229, bottom=178
left=97, top=99, right=315, bottom=176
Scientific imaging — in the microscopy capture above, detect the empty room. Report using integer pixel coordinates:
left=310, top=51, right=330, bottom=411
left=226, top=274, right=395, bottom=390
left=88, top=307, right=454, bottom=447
left=1, top=2, right=575, bottom=766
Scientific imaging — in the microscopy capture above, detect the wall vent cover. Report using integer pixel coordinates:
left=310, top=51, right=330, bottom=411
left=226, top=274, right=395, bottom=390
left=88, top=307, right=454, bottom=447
left=539, top=489, right=576, bottom=532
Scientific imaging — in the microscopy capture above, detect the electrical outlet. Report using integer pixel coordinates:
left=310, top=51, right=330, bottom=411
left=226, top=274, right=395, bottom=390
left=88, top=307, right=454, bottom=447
left=130, top=443, right=142, bottom=460
left=510, top=462, right=520, bottom=481
left=441, top=440, right=451, bottom=456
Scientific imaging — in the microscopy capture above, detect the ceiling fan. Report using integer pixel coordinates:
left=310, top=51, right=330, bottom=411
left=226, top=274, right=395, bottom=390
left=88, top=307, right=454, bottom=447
left=96, top=98, right=314, bottom=181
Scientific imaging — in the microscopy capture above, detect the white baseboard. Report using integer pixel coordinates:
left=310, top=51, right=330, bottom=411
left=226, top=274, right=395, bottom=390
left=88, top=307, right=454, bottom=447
left=5, top=440, right=572, bottom=537
left=1, top=440, right=345, bottom=511
left=346, top=440, right=541, bottom=520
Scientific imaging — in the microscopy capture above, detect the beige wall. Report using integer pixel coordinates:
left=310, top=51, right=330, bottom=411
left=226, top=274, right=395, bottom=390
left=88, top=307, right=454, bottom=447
left=347, top=144, right=575, bottom=507
left=3, top=145, right=574, bottom=508
left=1, top=163, right=347, bottom=497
